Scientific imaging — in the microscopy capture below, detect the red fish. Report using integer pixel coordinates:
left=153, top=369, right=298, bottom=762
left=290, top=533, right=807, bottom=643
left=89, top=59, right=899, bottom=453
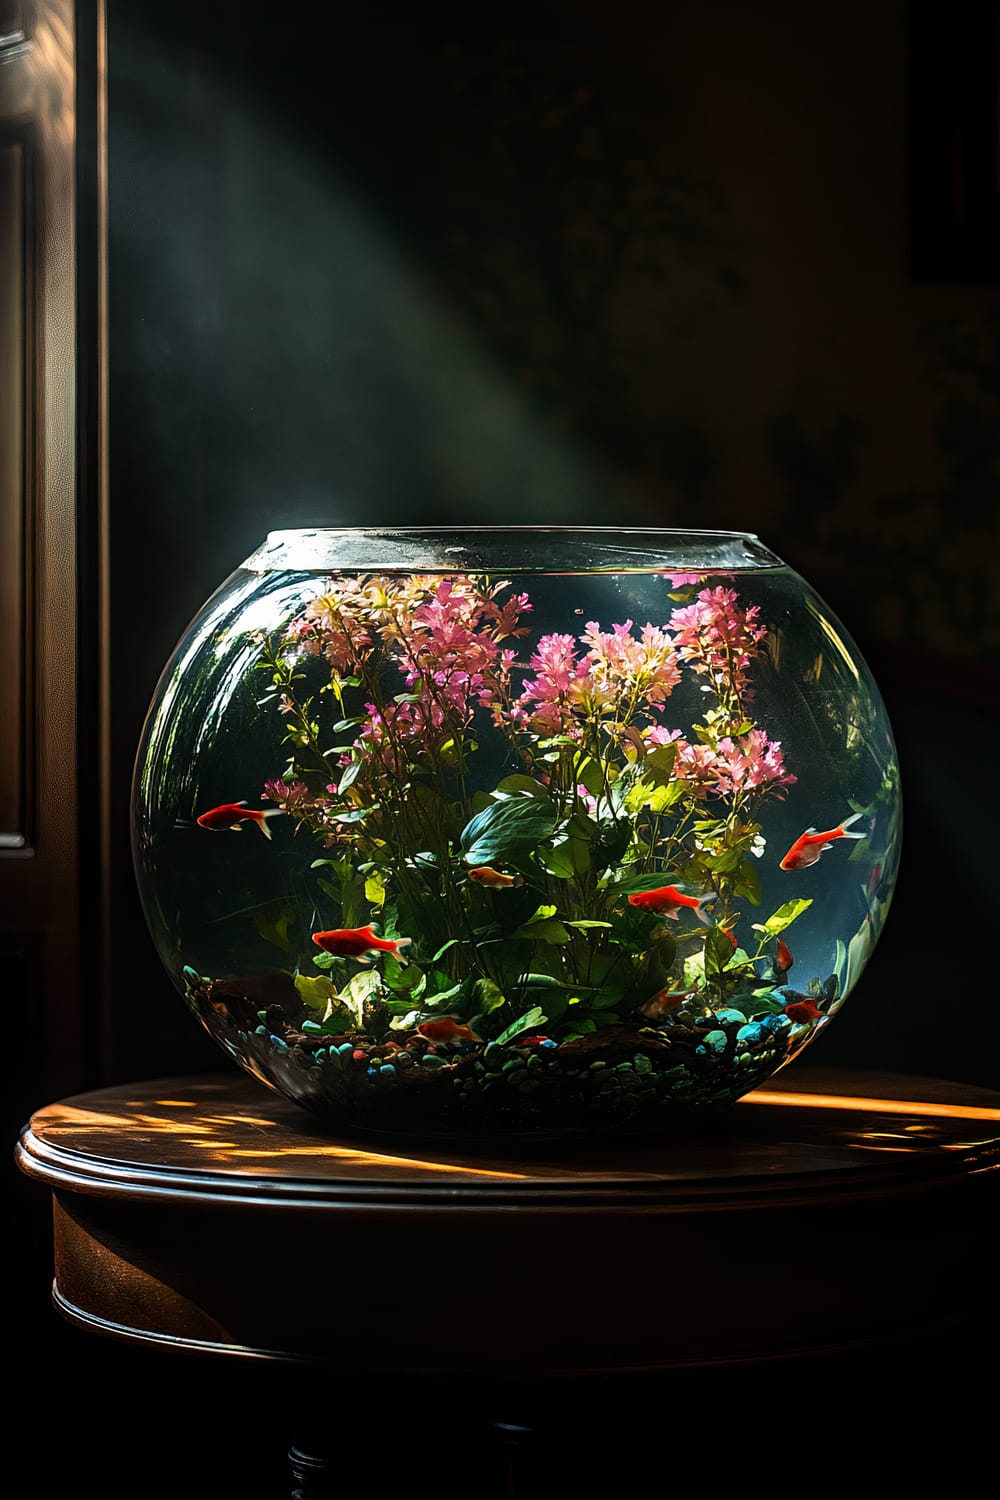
left=784, top=995, right=825, bottom=1024
left=775, top=938, right=793, bottom=973
left=417, top=1016, right=482, bottom=1045
left=627, top=885, right=717, bottom=924
left=312, top=925, right=413, bottom=964
left=197, top=801, right=283, bottom=840
left=467, top=865, right=524, bottom=888
left=638, top=986, right=696, bottom=1021
left=779, top=813, right=865, bottom=871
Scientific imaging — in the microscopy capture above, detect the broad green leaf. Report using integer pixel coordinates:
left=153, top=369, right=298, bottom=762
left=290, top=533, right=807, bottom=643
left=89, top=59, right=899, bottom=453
left=539, top=835, right=590, bottom=878
left=471, top=978, right=506, bottom=1015
left=294, top=974, right=339, bottom=1011
left=704, top=925, right=736, bottom=979
left=733, top=859, right=762, bottom=904
left=572, top=754, right=606, bottom=797
left=511, top=917, right=570, bottom=943
left=565, top=920, right=612, bottom=930
left=254, top=908, right=295, bottom=952
left=496, top=774, right=550, bottom=798
left=461, top=795, right=557, bottom=865
left=339, top=969, right=381, bottom=1028
left=382, top=953, right=422, bottom=991
left=754, top=899, right=813, bottom=936
left=493, top=1007, right=547, bottom=1046
left=644, top=743, right=679, bottom=785
left=364, top=872, right=386, bottom=907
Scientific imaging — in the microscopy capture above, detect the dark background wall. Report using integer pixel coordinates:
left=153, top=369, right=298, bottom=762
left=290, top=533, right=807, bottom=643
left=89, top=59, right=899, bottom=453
left=106, top=0, right=999, bottom=1091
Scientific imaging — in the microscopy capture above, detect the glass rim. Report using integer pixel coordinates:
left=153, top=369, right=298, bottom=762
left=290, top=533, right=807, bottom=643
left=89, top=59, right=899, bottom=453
left=241, top=526, right=785, bottom=575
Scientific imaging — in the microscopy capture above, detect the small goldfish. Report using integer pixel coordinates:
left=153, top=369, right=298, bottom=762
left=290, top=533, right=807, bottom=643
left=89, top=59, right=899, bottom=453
left=417, top=1016, right=482, bottom=1045
left=467, top=865, right=524, bottom=889
left=779, top=813, right=865, bottom=871
left=627, top=884, right=718, bottom=924
left=637, top=986, right=696, bottom=1021
left=775, top=938, right=793, bottom=974
left=783, top=994, right=825, bottom=1024
left=312, top=925, right=413, bottom=964
left=197, top=801, right=283, bottom=840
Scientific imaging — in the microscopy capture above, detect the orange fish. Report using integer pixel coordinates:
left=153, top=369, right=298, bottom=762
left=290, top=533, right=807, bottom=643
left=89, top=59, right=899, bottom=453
left=627, top=885, right=718, bottom=925
left=779, top=813, right=865, bottom=871
left=312, top=925, right=413, bottom=964
left=197, top=801, right=283, bottom=840
left=638, top=986, right=696, bottom=1021
left=775, top=938, right=793, bottom=973
left=417, top=1016, right=482, bottom=1045
left=467, top=865, right=524, bottom=889
left=784, top=995, right=825, bottom=1024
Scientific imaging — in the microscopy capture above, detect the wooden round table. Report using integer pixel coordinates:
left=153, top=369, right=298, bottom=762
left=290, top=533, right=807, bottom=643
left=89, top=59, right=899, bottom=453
left=16, top=1064, right=1000, bottom=1497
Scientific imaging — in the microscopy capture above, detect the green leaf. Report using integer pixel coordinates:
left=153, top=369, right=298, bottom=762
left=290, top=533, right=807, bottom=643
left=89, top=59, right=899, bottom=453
left=565, top=920, right=613, bottom=930
left=294, top=974, right=339, bottom=1011
left=254, top=908, right=295, bottom=952
left=338, top=760, right=362, bottom=793
left=511, top=917, right=570, bottom=944
left=704, top=925, right=736, bottom=979
left=623, top=777, right=685, bottom=815
left=461, top=795, right=557, bottom=865
left=539, top=835, right=590, bottom=878
left=733, top=859, right=762, bottom=904
left=495, top=774, right=551, bottom=798
left=339, top=969, right=381, bottom=1028
left=753, top=899, right=813, bottom=937
left=382, top=954, right=423, bottom=991
left=471, top=978, right=507, bottom=1015
left=572, top=754, right=606, bottom=797
left=493, top=1007, right=547, bottom=1046
left=643, top=743, right=679, bottom=785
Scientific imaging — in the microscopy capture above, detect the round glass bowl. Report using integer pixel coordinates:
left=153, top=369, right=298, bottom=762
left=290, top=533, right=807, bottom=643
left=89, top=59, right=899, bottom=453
left=132, top=528, right=902, bottom=1141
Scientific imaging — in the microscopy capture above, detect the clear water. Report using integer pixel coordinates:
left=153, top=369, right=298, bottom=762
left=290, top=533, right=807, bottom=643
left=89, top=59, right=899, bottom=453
left=132, top=552, right=901, bottom=1139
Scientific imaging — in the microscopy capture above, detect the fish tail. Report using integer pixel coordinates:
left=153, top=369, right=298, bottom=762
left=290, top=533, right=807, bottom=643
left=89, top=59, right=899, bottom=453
left=256, top=813, right=272, bottom=840
left=695, top=892, right=719, bottom=925
left=838, top=812, right=866, bottom=839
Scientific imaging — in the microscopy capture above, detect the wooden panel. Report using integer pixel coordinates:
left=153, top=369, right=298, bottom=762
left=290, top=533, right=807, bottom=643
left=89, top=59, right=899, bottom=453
left=0, top=0, right=93, bottom=1101
left=0, top=136, right=30, bottom=846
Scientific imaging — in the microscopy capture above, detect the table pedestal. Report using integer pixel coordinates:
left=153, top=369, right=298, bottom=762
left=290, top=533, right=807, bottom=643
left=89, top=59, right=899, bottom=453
left=16, top=1065, right=1000, bottom=1496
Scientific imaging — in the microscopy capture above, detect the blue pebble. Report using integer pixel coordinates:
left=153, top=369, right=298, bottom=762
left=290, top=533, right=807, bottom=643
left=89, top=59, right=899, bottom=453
left=713, top=1008, right=748, bottom=1024
left=540, top=1039, right=557, bottom=1049
left=699, top=1029, right=729, bottom=1054
left=737, top=1022, right=767, bottom=1044
left=269, top=1035, right=289, bottom=1053
left=760, top=1013, right=791, bottom=1034
left=338, top=1042, right=356, bottom=1056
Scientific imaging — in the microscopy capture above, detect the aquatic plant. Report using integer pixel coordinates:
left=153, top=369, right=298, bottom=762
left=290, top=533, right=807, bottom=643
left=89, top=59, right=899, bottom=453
left=247, top=571, right=819, bottom=1048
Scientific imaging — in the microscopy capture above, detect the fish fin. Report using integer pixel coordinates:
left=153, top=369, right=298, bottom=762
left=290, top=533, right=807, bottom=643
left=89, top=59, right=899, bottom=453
left=694, top=893, right=719, bottom=925
left=804, top=827, right=817, bottom=835
left=839, top=812, right=864, bottom=831
left=394, top=936, right=414, bottom=947
left=258, top=817, right=272, bottom=840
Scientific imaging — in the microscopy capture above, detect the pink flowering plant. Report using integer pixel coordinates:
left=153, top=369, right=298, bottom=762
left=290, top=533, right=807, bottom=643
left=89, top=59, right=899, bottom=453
left=252, top=573, right=809, bottom=1045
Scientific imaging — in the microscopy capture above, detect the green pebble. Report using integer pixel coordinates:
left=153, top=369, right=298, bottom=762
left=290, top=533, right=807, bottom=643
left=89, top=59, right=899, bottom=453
left=421, top=1054, right=446, bottom=1069
left=633, top=1054, right=652, bottom=1075
left=502, top=1058, right=526, bottom=1075
left=588, top=1061, right=607, bottom=1072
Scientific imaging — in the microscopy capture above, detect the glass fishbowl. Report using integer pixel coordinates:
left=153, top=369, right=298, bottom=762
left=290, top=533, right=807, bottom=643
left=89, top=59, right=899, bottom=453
left=132, top=527, right=902, bottom=1142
